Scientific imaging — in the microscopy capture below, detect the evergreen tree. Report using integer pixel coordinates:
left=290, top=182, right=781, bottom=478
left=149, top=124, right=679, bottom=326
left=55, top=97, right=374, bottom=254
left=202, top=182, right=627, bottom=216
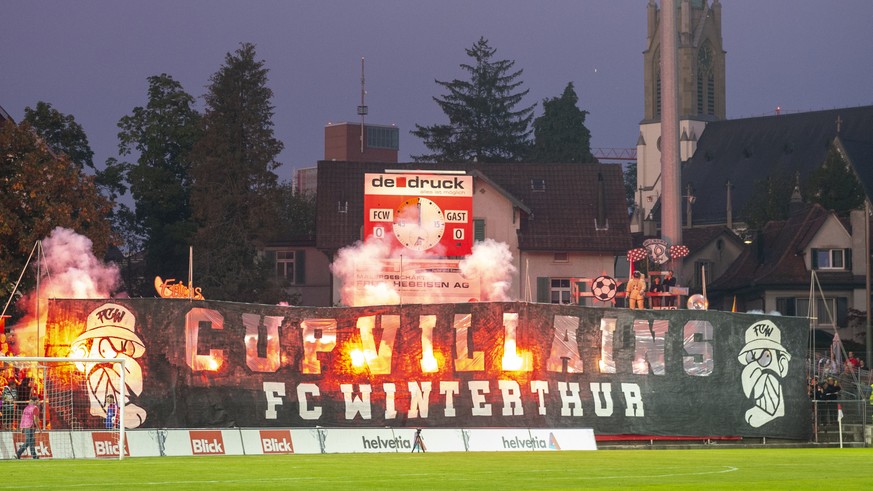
left=189, top=43, right=284, bottom=302
left=275, top=181, right=316, bottom=240
left=741, top=144, right=864, bottom=230
left=530, top=82, right=595, bottom=163
left=804, top=144, right=865, bottom=215
left=740, top=169, right=795, bottom=230
left=116, top=74, right=202, bottom=294
left=623, top=162, right=637, bottom=213
left=412, top=37, right=535, bottom=163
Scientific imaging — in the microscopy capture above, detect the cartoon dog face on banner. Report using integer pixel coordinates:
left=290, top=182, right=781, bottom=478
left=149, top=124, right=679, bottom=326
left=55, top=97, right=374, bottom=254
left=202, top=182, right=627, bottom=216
left=737, top=320, right=792, bottom=428
left=70, top=303, right=147, bottom=428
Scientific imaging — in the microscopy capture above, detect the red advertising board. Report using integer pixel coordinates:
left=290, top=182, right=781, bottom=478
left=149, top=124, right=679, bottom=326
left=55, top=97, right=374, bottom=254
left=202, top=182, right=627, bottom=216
left=12, top=432, right=52, bottom=459
left=189, top=430, right=226, bottom=455
left=363, top=172, right=473, bottom=256
left=259, top=429, right=294, bottom=454
left=92, top=432, right=130, bottom=458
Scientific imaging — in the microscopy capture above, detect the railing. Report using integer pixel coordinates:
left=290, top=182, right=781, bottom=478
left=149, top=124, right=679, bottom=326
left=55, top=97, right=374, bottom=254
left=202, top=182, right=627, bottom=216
left=811, top=399, right=872, bottom=445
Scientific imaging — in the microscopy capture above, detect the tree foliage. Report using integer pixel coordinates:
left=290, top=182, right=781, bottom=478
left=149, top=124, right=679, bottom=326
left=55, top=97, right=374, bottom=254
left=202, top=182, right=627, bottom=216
left=623, top=162, right=637, bottom=213
left=412, top=37, right=535, bottom=163
left=530, top=82, right=595, bottom=163
left=740, top=169, right=797, bottom=230
left=0, top=120, right=116, bottom=300
left=804, top=144, right=865, bottom=215
left=189, top=43, right=284, bottom=302
left=741, top=144, right=865, bottom=229
left=23, top=101, right=95, bottom=171
left=275, top=182, right=317, bottom=241
left=117, top=74, right=202, bottom=294
left=24, top=101, right=126, bottom=203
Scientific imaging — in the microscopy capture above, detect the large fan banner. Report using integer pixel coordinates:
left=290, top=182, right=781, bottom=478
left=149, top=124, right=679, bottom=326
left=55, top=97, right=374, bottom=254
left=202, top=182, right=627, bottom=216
left=44, top=299, right=810, bottom=439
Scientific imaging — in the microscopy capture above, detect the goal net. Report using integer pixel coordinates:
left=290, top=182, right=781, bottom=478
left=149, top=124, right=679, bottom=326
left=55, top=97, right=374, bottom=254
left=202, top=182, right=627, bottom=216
left=0, top=356, right=126, bottom=460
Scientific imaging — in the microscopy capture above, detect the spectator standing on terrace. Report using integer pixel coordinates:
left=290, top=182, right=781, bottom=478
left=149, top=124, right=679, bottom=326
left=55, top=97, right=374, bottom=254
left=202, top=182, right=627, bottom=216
left=822, top=377, right=841, bottom=400
left=650, top=275, right=664, bottom=307
left=846, top=352, right=861, bottom=373
left=15, top=396, right=41, bottom=459
left=1, top=385, right=15, bottom=428
left=819, top=355, right=837, bottom=378
left=627, top=272, right=647, bottom=310
left=662, top=271, right=677, bottom=307
left=821, top=377, right=842, bottom=425
left=808, top=377, right=823, bottom=400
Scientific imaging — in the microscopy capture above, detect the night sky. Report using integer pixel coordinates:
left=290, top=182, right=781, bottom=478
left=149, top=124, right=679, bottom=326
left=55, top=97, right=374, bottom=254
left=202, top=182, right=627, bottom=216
left=3, top=1, right=872, bottom=182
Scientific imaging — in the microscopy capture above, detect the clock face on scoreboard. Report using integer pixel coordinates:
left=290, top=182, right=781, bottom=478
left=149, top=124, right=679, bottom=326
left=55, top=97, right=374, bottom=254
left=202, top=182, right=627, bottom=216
left=392, top=197, right=446, bottom=251
left=363, top=173, right=473, bottom=256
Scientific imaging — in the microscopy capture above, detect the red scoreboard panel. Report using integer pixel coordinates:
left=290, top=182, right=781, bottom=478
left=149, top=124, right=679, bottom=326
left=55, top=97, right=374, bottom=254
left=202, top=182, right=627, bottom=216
left=363, top=172, right=473, bottom=257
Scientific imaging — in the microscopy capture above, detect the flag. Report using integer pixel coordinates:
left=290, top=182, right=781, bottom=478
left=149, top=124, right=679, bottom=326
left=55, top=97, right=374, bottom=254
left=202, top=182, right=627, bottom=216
left=838, top=404, right=844, bottom=422
left=831, top=330, right=843, bottom=371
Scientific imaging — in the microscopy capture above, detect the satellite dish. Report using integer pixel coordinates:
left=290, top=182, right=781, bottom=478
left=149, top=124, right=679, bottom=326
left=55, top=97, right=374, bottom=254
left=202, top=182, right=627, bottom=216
left=687, top=294, right=709, bottom=310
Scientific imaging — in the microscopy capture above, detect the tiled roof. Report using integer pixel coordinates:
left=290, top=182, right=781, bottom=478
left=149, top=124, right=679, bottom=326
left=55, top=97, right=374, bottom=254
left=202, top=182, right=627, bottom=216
left=710, top=203, right=857, bottom=292
left=681, top=106, right=873, bottom=226
left=315, top=161, right=631, bottom=254
left=0, top=104, right=12, bottom=124
left=839, top=137, right=873, bottom=200
left=680, top=225, right=742, bottom=252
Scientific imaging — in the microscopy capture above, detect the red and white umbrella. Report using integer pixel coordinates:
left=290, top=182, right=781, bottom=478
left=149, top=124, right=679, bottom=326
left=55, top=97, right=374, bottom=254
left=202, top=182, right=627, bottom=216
left=626, top=247, right=647, bottom=263
left=669, top=244, right=689, bottom=259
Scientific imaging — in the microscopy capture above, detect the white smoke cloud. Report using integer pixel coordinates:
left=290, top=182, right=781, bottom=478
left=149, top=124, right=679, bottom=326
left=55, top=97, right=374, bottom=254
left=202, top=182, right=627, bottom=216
left=330, top=238, right=400, bottom=306
left=330, top=236, right=517, bottom=306
left=35, top=227, right=120, bottom=299
left=459, top=239, right=516, bottom=302
left=11, top=227, right=121, bottom=355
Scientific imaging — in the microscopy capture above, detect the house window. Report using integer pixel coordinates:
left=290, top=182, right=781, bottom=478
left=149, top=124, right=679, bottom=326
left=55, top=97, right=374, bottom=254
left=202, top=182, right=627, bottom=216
left=812, top=248, right=846, bottom=270
left=531, top=179, right=546, bottom=192
left=550, top=279, right=572, bottom=305
left=553, top=252, right=569, bottom=263
left=777, top=297, right=848, bottom=327
left=276, top=251, right=296, bottom=283
left=474, top=218, right=486, bottom=242
left=366, top=125, right=399, bottom=150
left=707, top=74, right=715, bottom=115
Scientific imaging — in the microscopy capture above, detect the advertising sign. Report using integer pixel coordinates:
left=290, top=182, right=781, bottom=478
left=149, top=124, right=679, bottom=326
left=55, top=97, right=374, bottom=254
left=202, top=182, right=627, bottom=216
left=352, top=258, right=481, bottom=306
left=363, top=172, right=473, bottom=256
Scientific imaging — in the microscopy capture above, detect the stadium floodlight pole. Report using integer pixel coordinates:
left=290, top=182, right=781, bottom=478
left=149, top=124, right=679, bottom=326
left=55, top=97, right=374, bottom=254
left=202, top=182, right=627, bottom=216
left=6, top=356, right=127, bottom=461
left=659, top=0, right=683, bottom=278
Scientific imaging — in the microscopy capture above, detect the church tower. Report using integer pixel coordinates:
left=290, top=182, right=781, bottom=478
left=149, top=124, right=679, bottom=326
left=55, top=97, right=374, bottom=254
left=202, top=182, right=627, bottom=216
left=635, top=0, right=725, bottom=232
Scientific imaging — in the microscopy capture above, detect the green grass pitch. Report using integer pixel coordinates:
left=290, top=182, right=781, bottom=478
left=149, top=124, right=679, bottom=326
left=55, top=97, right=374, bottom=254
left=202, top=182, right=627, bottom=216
left=5, top=448, right=871, bottom=489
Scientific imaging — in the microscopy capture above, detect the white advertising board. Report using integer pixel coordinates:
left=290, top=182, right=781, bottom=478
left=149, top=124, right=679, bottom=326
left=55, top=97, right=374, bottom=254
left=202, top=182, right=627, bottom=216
left=1, top=427, right=595, bottom=459
left=464, top=428, right=597, bottom=452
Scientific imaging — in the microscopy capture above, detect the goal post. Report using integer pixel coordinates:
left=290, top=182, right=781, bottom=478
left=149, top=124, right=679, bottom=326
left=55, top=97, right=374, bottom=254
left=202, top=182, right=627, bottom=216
left=0, top=356, right=126, bottom=460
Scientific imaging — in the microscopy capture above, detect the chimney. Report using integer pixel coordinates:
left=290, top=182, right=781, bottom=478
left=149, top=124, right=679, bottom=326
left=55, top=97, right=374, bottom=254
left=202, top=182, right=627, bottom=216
left=725, top=180, right=733, bottom=229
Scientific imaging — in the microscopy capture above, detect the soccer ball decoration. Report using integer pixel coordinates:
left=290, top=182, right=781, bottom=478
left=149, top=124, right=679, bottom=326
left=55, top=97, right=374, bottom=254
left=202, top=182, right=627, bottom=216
left=591, top=275, right=617, bottom=302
